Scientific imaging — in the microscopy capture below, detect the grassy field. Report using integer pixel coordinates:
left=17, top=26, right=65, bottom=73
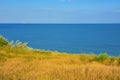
left=0, top=36, right=120, bottom=80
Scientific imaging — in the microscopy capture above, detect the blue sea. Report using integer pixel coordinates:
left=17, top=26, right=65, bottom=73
left=0, top=24, right=120, bottom=56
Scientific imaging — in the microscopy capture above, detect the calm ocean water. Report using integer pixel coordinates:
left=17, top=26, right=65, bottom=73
left=0, top=24, right=120, bottom=56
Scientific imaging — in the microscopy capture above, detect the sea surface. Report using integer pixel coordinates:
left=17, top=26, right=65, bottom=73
left=0, top=24, right=120, bottom=56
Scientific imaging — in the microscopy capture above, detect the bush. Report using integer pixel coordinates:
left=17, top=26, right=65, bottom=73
left=0, top=36, right=8, bottom=46
left=94, top=53, right=109, bottom=62
left=118, top=58, right=120, bottom=64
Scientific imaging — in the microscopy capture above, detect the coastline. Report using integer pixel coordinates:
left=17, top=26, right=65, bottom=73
left=0, top=36, right=120, bottom=80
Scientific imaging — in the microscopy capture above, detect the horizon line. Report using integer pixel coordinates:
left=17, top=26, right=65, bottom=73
left=0, top=23, right=120, bottom=25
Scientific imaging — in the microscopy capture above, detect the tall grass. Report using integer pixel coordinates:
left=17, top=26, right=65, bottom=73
left=0, top=36, right=120, bottom=80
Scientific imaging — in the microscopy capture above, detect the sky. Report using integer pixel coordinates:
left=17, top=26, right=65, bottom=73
left=0, top=0, right=120, bottom=23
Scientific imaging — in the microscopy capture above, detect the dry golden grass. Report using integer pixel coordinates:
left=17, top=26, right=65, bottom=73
left=0, top=46, right=120, bottom=80
left=0, top=58, right=120, bottom=80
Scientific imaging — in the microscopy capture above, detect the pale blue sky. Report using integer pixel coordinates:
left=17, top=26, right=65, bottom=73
left=0, top=0, right=120, bottom=23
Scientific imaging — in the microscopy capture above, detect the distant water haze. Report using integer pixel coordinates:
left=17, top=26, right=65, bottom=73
left=0, top=24, right=120, bottom=56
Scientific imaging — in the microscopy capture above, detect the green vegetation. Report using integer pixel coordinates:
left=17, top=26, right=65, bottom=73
left=0, top=36, right=120, bottom=80
left=94, top=53, right=109, bottom=62
left=0, top=36, right=8, bottom=46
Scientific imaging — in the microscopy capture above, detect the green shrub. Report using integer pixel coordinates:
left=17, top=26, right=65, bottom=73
left=94, top=53, right=109, bottom=62
left=118, top=59, right=120, bottom=64
left=0, top=36, right=8, bottom=46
